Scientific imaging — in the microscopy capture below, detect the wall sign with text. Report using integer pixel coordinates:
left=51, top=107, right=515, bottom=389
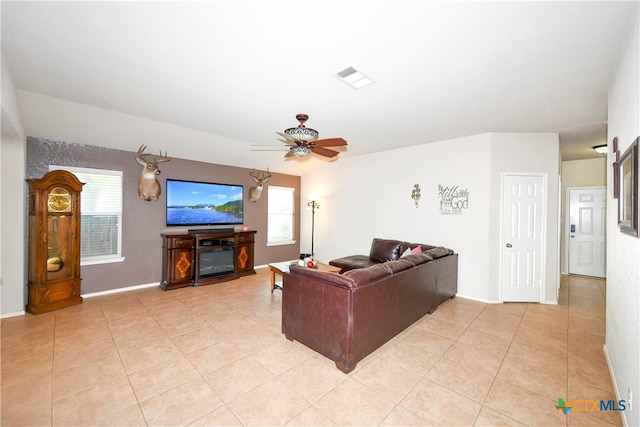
left=438, top=185, right=470, bottom=214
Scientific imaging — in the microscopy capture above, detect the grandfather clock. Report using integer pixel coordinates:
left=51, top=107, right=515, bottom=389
left=26, top=170, right=84, bottom=314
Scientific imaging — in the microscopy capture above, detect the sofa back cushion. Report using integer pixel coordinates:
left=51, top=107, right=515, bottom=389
left=384, top=257, right=415, bottom=274
left=344, top=263, right=392, bottom=286
left=401, top=252, right=435, bottom=266
left=369, top=238, right=405, bottom=262
left=288, top=264, right=356, bottom=289
left=409, top=243, right=437, bottom=253
left=424, top=246, right=454, bottom=259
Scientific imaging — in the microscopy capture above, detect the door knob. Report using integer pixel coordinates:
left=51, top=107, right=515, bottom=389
left=506, top=243, right=512, bottom=248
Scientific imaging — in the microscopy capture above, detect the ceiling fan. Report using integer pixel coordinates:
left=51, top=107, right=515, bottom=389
left=253, top=114, right=347, bottom=159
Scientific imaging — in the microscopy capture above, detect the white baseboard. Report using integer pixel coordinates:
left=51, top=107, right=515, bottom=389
left=1, top=310, right=26, bottom=319
left=603, top=344, right=629, bottom=427
left=82, top=282, right=160, bottom=298
left=455, top=293, right=559, bottom=305
left=82, top=266, right=276, bottom=299
left=454, top=293, right=502, bottom=304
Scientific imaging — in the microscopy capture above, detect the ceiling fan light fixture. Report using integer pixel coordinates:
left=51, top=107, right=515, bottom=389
left=335, top=66, right=375, bottom=90
left=290, top=146, right=312, bottom=157
left=284, top=126, right=318, bottom=142
left=593, top=144, right=607, bottom=154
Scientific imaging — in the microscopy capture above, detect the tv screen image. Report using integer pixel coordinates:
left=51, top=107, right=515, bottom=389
left=166, top=179, right=244, bottom=226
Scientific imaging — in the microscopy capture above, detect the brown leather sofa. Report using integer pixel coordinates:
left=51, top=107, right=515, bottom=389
left=281, top=238, right=458, bottom=373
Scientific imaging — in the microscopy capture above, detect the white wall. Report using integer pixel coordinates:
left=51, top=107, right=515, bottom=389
left=489, top=133, right=560, bottom=304
left=1, top=53, right=27, bottom=316
left=302, top=132, right=559, bottom=303
left=606, top=11, right=639, bottom=427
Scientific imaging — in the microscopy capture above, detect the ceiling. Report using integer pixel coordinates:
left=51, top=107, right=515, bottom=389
left=2, top=1, right=636, bottom=176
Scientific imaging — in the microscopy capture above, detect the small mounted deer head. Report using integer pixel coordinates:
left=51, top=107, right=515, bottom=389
left=136, top=144, right=171, bottom=201
left=249, top=168, right=271, bottom=202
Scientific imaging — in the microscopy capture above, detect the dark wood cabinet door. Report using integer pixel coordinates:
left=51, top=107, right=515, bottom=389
left=161, top=234, right=194, bottom=290
left=236, top=244, right=254, bottom=273
left=168, top=247, right=194, bottom=283
left=236, top=231, right=256, bottom=276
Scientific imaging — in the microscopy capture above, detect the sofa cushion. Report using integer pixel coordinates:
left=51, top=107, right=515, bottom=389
left=401, top=252, right=435, bottom=266
left=369, top=238, right=405, bottom=263
left=329, top=255, right=378, bottom=273
left=288, top=264, right=357, bottom=289
left=384, top=257, right=415, bottom=274
left=424, top=246, right=454, bottom=259
left=344, top=263, right=392, bottom=286
left=409, top=243, right=437, bottom=252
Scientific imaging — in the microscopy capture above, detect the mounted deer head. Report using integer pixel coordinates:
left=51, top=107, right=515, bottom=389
left=249, top=168, right=271, bottom=202
left=136, top=144, right=171, bottom=201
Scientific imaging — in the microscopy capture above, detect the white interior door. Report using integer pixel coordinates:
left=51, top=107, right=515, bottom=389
left=501, top=173, right=546, bottom=302
left=568, top=187, right=606, bottom=278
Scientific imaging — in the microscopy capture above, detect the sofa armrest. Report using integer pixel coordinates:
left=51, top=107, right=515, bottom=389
left=282, top=264, right=355, bottom=372
left=434, top=253, right=458, bottom=305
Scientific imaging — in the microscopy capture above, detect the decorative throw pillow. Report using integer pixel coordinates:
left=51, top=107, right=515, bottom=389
left=411, top=245, right=423, bottom=254
left=400, top=247, right=412, bottom=258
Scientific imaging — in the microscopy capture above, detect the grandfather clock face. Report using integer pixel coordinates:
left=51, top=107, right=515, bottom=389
left=47, top=187, right=72, bottom=213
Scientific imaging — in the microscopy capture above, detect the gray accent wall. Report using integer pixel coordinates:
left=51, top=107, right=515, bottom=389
left=26, top=137, right=301, bottom=294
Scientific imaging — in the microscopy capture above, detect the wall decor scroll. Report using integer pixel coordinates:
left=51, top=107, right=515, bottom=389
left=438, top=185, right=469, bottom=214
left=618, top=137, right=638, bottom=236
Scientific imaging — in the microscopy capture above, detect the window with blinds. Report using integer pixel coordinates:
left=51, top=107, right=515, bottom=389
left=267, top=186, right=295, bottom=245
left=50, top=166, right=124, bottom=264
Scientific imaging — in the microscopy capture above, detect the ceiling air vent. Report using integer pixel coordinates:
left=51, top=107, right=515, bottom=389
left=334, top=66, right=374, bottom=90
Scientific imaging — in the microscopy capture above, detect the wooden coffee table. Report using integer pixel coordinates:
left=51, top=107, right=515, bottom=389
left=268, top=261, right=341, bottom=292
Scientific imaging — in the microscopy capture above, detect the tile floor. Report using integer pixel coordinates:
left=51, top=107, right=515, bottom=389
left=1, top=270, right=621, bottom=426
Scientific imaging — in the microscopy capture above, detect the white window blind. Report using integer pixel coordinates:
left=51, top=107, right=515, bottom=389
left=50, top=166, right=123, bottom=264
left=267, top=186, right=295, bottom=245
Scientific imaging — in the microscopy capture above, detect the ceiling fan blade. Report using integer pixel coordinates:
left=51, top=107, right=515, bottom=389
left=275, top=138, right=297, bottom=146
left=313, top=137, right=347, bottom=147
left=276, top=131, right=299, bottom=142
left=311, top=146, right=340, bottom=158
left=284, top=150, right=295, bottom=158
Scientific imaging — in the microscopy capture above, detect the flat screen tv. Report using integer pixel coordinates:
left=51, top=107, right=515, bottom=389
left=166, top=179, right=243, bottom=227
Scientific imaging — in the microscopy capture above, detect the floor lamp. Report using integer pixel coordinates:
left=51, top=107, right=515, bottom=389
left=307, top=200, right=319, bottom=256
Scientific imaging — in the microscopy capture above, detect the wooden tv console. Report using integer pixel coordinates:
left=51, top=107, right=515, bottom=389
left=160, top=229, right=256, bottom=290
